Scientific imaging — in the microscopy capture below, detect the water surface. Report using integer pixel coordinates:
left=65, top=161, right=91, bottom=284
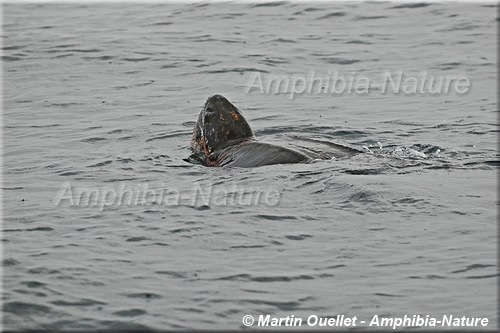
left=2, top=2, right=498, bottom=330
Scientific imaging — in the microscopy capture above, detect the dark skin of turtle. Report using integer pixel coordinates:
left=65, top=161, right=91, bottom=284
left=190, top=94, right=310, bottom=167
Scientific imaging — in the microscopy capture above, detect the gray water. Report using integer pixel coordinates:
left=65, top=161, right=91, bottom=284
left=1, top=1, right=498, bottom=331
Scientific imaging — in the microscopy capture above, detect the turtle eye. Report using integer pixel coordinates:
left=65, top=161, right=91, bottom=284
left=204, top=107, right=215, bottom=122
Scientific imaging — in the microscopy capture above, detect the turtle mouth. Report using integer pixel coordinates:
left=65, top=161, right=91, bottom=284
left=200, top=129, right=211, bottom=156
left=191, top=123, right=212, bottom=158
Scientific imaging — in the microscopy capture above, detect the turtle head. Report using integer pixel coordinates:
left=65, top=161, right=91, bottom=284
left=191, top=94, right=254, bottom=159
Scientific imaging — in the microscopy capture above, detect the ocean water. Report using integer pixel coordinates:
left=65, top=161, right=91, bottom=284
left=1, top=1, right=498, bottom=330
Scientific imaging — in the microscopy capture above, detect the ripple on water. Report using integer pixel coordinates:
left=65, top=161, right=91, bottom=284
left=81, top=137, right=107, bottom=143
left=318, top=12, right=347, bottom=19
left=450, top=263, right=496, bottom=274
left=284, top=234, right=312, bottom=241
left=51, top=298, right=107, bottom=306
left=251, top=1, right=289, bottom=8
left=125, top=292, right=162, bottom=299
left=3, top=301, right=52, bottom=315
left=112, top=309, right=147, bottom=317
left=390, top=3, right=432, bottom=9
left=253, top=214, right=297, bottom=221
